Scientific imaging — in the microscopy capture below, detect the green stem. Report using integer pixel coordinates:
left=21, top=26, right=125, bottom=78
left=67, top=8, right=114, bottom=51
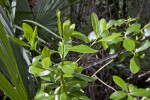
left=61, top=40, right=65, bottom=85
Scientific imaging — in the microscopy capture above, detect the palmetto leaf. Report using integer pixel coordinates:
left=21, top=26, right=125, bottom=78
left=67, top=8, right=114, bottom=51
left=0, top=20, right=28, bottom=99
left=0, top=5, right=36, bottom=98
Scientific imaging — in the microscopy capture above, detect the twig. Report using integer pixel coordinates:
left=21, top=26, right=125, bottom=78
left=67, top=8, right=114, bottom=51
left=92, top=59, right=114, bottom=77
left=94, top=75, right=117, bottom=91
left=138, top=71, right=150, bottom=78
left=84, top=49, right=127, bottom=69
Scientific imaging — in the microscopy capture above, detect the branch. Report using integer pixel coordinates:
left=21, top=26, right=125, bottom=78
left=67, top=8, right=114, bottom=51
left=84, top=49, right=127, bottom=69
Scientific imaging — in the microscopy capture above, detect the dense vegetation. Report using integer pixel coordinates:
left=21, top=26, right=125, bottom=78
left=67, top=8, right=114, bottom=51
left=0, top=0, right=150, bottom=100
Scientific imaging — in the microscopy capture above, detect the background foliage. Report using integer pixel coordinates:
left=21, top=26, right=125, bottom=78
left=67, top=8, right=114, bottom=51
left=0, top=0, right=150, bottom=100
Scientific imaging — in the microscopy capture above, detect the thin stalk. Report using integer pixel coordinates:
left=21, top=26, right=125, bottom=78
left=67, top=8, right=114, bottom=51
left=92, top=59, right=114, bottom=77
left=60, top=40, right=65, bottom=85
left=94, top=75, right=116, bottom=91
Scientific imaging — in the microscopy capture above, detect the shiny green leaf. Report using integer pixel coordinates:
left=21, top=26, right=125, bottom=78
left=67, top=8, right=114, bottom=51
left=130, top=88, right=150, bottom=97
left=22, top=23, right=34, bottom=45
left=63, top=20, right=75, bottom=40
left=113, top=76, right=128, bottom=92
left=91, top=12, right=99, bottom=38
left=68, top=45, right=98, bottom=53
left=109, top=91, right=127, bottom=100
left=99, top=18, right=106, bottom=34
left=130, top=56, right=140, bottom=74
left=29, top=66, right=50, bottom=76
left=88, top=31, right=96, bottom=42
left=56, top=9, right=62, bottom=38
left=62, top=63, right=76, bottom=75
left=31, top=26, right=37, bottom=45
left=72, top=31, right=90, bottom=43
left=42, top=46, right=50, bottom=59
left=135, top=40, right=150, bottom=52
left=144, top=24, right=150, bottom=37
left=30, top=41, right=37, bottom=50
left=107, top=20, right=116, bottom=27
left=123, top=38, right=135, bottom=51
left=7, top=34, right=30, bottom=47
left=42, top=57, right=50, bottom=69
left=125, top=23, right=141, bottom=35
left=98, top=32, right=122, bottom=42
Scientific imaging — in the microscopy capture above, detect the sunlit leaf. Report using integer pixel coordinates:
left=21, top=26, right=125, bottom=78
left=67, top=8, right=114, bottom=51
left=68, top=45, right=98, bottom=53
left=125, top=23, right=141, bottom=35
left=29, top=66, right=50, bottom=76
left=144, top=24, right=150, bottom=37
left=113, top=76, right=128, bottom=92
left=98, top=32, right=122, bottom=42
left=57, top=9, right=62, bottom=38
left=7, top=34, right=30, bottom=47
left=123, top=38, right=135, bottom=51
left=42, top=46, right=50, bottom=59
left=42, top=57, right=50, bottom=69
left=130, top=88, right=150, bottom=97
left=130, top=56, right=140, bottom=74
left=109, top=91, right=127, bottom=100
left=99, top=18, right=106, bottom=34
left=91, top=12, right=99, bottom=38
left=135, top=40, right=150, bottom=52
left=72, top=31, right=90, bottom=43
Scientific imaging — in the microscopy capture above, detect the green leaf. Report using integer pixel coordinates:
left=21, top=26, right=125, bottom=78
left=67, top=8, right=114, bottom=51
left=125, top=23, right=141, bottom=35
left=144, top=24, right=150, bottom=37
left=101, top=30, right=110, bottom=38
left=109, top=91, right=127, bottom=100
left=57, top=9, right=62, bottom=38
left=31, top=26, right=38, bottom=45
left=22, top=23, right=34, bottom=45
left=0, top=73, right=22, bottom=100
left=72, top=31, right=90, bottom=43
left=107, top=20, right=116, bottom=27
left=102, top=41, right=109, bottom=50
left=42, top=57, right=50, bottom=69
left=98, top=32, right=122, bottom=42
left=63, top=20, right=75, bottom=40
left=31, top=55, right=41, bottom=65
left=68, top=44, right=98, bottom=53
left=135, top=40, right=150, bottom=52
left=42, top=46, right=50, bottom=59
left=130, top=88, right=150, bottom=97
left=130, top=56, right=140, bottom=74
left=62, top=63, right=76, bottom=75
left=29, top=66, right=50, bottom=76
left=99, top=18, right=106, bottom=34
left=108, top=37, right=123, bottom=44
left=74, top=73, right=97, bottom=82
left=115, top=19, right=126, bottom=26
left=123, top=38, right=135, bottom=51
left=58, top=39, right=72, bottom=58
left=113, top=76, right=128, bottom=92
left=30, top=41, right=37, bottom=50
left=6, top=34, right=30, bottom=47
left=91, top=12, right=99, bottom=38
left=128, top=84, right=137, bottom=92
left=127, top=95, right=134, bottom=100
left=88, top=31, right=96, bottom=42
